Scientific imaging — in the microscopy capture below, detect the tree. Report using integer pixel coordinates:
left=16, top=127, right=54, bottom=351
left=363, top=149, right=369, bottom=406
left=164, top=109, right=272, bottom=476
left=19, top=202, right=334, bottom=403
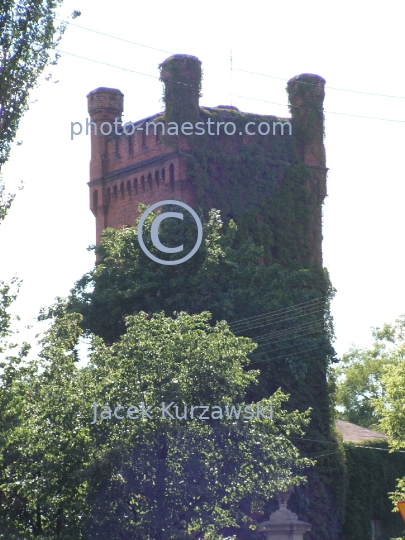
left=0, top=2, right=80, bottom=535
left=335, top=316, right=405, bottom=429
left=372, top=317, right=405, bottom=535
left=47, top=205, right=334, bottom=414
left=41, top=205, right=342, bottom=540
left=1, top=310, right=312, bottom=539
left=0, top=1, right=81, bottom=168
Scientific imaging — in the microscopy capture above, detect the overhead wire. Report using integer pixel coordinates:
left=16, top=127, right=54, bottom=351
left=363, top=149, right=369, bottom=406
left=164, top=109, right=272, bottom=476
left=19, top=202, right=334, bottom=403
left=57, top=17, right=405, bottom=101
left=229, top=296, right=327, bottom=330
left=55, top=53, right=405, bottom=123
left=231, top=306, right=326, bottom=335
left=286, top=436, right=405, bottom=454
left=14, top=4, right=405, bottom=119
left=254, top=321, right=325, bottom=344
left=58, top=47, right=405, bottom=123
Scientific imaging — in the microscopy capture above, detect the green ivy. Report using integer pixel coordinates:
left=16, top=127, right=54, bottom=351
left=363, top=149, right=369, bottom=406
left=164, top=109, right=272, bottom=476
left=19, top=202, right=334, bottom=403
left=151, top=76, right=343, bottom=540
left=159, top=55, right=202, bottom=125
left=343, top=440, right=405, bottom=540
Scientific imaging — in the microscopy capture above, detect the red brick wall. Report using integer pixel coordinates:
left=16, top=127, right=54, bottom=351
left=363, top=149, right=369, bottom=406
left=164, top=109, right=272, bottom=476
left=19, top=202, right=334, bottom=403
left=87, top=59, right=327, bottom=262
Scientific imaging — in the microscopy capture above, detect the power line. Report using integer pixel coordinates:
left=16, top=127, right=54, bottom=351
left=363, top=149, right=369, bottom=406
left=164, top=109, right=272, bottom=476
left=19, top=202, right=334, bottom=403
left=59, top=17, right=405, bottom=101
left=60, top=20, right=173, bottom=55
left=229, top=296, right=327, bottom=329
left=253, top=337, right=323, bottom=357
left=231, top=306, right=326, bottom=335
left=248, top=344, right=325, bottom=364
left=56, top=50, right=405, bottom=123
left=234, top=67, right=405, bottom=100
left=254, top=321, right=324, bottom=345
left=287, top=436, right=405, bottom=453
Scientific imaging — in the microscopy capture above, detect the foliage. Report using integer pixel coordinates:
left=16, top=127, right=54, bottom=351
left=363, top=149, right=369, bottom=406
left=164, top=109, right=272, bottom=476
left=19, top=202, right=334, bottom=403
left=159, top=54, right=202, bottom=125
left=336, top=316, right=405, bottom=539
left=46, top=208, right=335, bottom=429
left=342, top=440, right=405, bottom=540
left=0, top=0, right=80, bottom=169
left=286, top=75, right=324, bottom=148
left=373, top=317, right=405, bottom=538
left=40, top=202, right=343, bottom=540
left=0, top=311, right=313, bottom=539
left=335, top=316, right=405, bottom=429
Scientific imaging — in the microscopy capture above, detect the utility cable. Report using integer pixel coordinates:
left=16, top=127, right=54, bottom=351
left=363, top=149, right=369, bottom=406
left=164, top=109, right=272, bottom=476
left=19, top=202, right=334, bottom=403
left=229, top=296, right=327, bottom=330
left=232, top=308, right=326, bottom=335
left=56, top=17, right=405, bottom=101
left=57, top=50, right=405, bottom=124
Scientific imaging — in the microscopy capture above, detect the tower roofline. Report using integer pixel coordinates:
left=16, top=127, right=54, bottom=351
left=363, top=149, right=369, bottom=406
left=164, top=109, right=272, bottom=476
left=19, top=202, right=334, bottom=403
left=86, top=87, right=124, bottom=98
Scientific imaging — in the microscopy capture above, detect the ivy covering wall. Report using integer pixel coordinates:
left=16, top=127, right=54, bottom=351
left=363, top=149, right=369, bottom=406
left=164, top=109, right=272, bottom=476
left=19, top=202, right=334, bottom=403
left=157, top=56, right=346, bottom=540
left=343, top=440, right=405, bottom=540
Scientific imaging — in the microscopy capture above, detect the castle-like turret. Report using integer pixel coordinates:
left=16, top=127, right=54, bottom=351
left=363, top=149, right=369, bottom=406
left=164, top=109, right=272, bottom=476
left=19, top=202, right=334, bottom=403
left=287, top=74, right=327, bottom=267
left=86, top=55, right=327, bottom=269
left=159, top=54, right=202, bottom=125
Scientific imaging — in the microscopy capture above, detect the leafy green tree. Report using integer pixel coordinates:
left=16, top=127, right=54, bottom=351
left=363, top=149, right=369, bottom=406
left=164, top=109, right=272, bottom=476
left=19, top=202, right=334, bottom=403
left=335, top=317, right=405, bottom=429
left=41, top=204, right=340, bottom=540
left=1, top=310, right=312, bottom=539
left=0, top=3, right=82, bottom=536
left=46, top=206, right=334, bottom=418
left=372, top=317, right=405, bottom=534
left=0, top=1, right=81, bottom=168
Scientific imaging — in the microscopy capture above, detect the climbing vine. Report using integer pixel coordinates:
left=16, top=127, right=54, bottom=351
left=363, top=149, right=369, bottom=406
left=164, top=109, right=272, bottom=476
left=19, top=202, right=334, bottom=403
left=155, top=68, right=343, bottom=540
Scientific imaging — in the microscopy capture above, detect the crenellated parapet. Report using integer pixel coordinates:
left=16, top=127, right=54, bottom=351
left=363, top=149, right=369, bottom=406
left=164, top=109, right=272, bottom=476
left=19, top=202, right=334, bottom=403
left=87, top=56, right=328, bottom=269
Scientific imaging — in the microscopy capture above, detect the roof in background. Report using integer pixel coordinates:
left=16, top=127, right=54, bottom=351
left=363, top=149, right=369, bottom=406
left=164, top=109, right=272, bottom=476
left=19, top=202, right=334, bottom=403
left=335, top=419, right=389, bottom=443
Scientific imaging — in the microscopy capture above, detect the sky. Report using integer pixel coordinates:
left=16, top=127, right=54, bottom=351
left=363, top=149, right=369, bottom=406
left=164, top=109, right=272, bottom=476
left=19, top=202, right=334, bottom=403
left=0, top=0, right=404, bottom=359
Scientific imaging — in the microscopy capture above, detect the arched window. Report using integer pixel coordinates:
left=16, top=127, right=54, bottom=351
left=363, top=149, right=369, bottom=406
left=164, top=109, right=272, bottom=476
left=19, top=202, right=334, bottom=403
left=93, top=190, right=98, bottom=215
left=113, top=185, right=118, bottom=200
left=161, top=168, right=165, bottom=183
left=120, top=182, right=125, bottom=199
left=106, top=187, right=111, bottom=205
left=147, top=173, right=152, bottom=191
left=169, top=163, right=174, bottom=191
left=155, top=170, right=159, bottom=188
left=127, top=180, right=131, bottom=196
left=141, top=176, right=145, bottom=192
left=134, top=178, right=138, bottom=194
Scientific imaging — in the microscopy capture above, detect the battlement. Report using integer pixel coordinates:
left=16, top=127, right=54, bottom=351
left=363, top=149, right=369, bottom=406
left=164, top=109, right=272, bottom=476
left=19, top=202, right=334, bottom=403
left=87, top=55, right=327, bottom=267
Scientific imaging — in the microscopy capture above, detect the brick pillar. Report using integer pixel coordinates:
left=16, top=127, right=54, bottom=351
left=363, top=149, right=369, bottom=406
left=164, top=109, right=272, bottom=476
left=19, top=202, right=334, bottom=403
left=159, top=54, right=202, bottom=127
left=287, top=73, right=326, bottom=169
left=87, top=87, right=124, bottom=240
left=287, top=74, right=327, bottom=267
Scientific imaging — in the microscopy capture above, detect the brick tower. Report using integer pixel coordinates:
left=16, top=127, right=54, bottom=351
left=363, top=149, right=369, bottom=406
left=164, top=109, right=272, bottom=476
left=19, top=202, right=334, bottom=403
left=87, top=54, right=327, bottom=268
left=86, top=57, right=345, bottom=540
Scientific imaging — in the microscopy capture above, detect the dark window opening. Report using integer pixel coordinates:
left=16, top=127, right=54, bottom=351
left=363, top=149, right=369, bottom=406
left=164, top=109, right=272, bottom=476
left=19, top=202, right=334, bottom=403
left=142, top=124, right=146, bottom=147
left=169, top=163, right=174, bottom=191
left=93, top=190, right=98, bottom=214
